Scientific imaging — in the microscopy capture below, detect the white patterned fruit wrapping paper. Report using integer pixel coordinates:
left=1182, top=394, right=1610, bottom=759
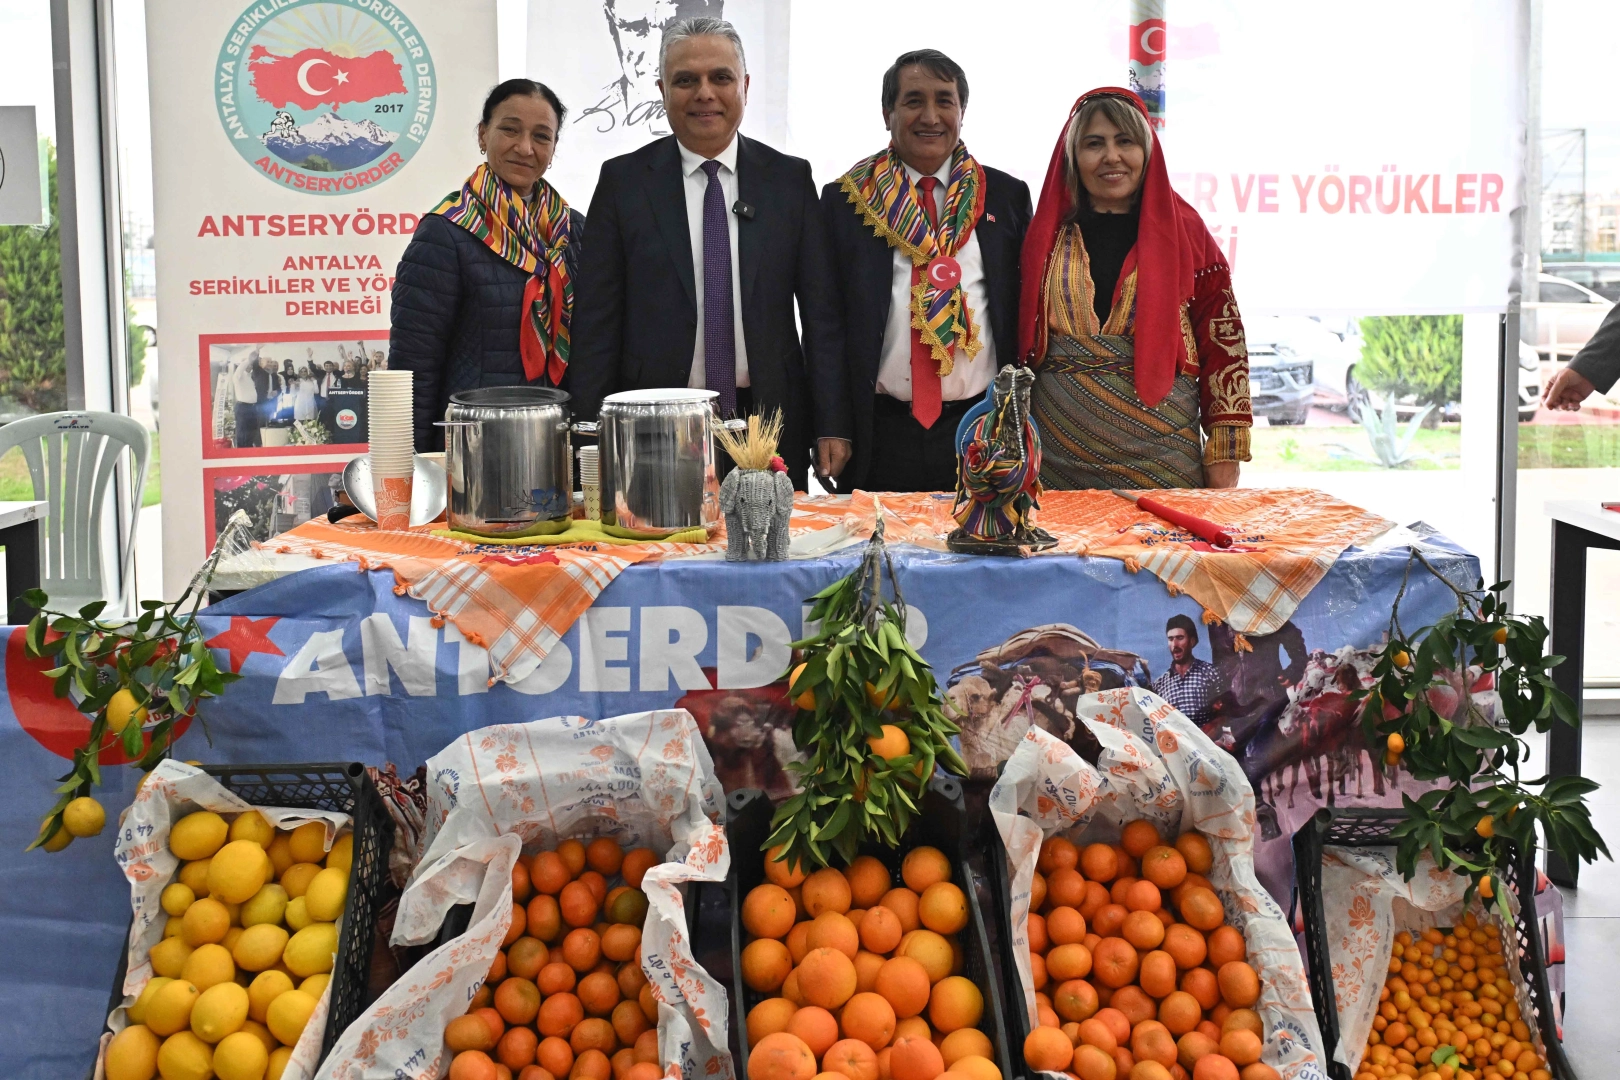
left=988, top=686, right=1328, bottom=1080
left=107, top=758, right=351, bottom=1080
left=315, top=709, right=731, bottom=1080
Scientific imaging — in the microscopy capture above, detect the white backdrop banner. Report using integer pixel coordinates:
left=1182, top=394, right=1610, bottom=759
left=515, top=0, right=1522, bottom=314
left=148, top=0, right=498, bottom=595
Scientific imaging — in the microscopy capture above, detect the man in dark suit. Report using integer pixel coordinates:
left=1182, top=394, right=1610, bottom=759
left=821, top=49, right=1032, bottom=492
left=1544, top=298, right=1620, bottom=412
left=570, top=16, right=851, bottom=488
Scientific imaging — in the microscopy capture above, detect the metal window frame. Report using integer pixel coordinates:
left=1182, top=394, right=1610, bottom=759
left=49, top=0, right=137, bottom=611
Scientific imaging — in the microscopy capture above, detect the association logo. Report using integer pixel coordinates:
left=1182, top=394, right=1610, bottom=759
left=215, top=0, right=435, bottom=195
left=335, top=408, right=358, bottom=430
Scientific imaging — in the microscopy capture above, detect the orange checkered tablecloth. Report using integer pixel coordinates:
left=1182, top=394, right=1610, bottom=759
left=260, top=487, right=1390, bottom=683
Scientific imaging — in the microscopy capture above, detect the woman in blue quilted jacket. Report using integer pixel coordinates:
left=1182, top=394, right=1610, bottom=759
left=390, top=79, right=585, bottom=451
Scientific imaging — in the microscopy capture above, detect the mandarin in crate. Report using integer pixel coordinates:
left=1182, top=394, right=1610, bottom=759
left=1120, top=820, right=1160, bottom=859
left=561, top=928, right=603, bottom=972
left=947, top=1055, right=1001, bottom=1080
left=1237, top=1065, right=1279, bottom=1080
left=1123, top=911, right=1166, bottom=951
left=1192, top=1056, right=1238, bottom=1080
left=1180, top=968, right=1219, bottom=1012
left=539, top=962, right=577, bottom=995
left=1110, top=986, right=1156, bottom=1027
left=859, top=904, right=903, bottom=955
left=1026, top=912, right=1050, bottom=954
left=1172, top=833, right=1212, bottom=875
left=764, top=844, right=808, bottom=889
left=1072, top=1043, right=1115, bottom=1080
left=1079, top=844, right=1119, bottom=883
left=1162, top=924, right=1206, bottom=970
left=939, top=1029, right=993, bottom=1067
left=826, top=1039, right=882, bottom=1080
left=560, top=881, right=600, bottom=928
left=509, top=937, right=550, bottom=980
left=897, top=929, right=952, bottom=983
left=803, top=868, right=854, bottom=917
left=1158, top=991, right=1202, bottom=1037
left=748, top=997, right=798, bottom=1044
left=918, top=882, right=967, bottom=936
left=750, top=1032, right=818, bottom=1080
left=1215, top=963, right=1259, bottom=1009
left=1053, top=978, right=1100, bottom=1023
left=879, top=888, right=921, bottom=934
left=1037, top=836, right=1079, bottom=875
left=844, top=856, right=891, bottom=907
left=806, top=911, right=860, bottom=958
left=1178, top=888, right=1224, bottom=932
left=874, top=955, right=931, bottom=1019
left=1138, top=950, right=1178, bottom=998
left=572, top=1018, right=618, bottom=1056
left=854, top=949, right=885, bottom=993
left=745, top=885, right=798, bottom=939
left=499, top=1027, right=540, bottom=1071
left=579, top=870, right=608, bottom=905
left=538, top=1036, right=575, bottom=1076
left=1028, top=872, right=1047, bottom=913
left=579, top=971, right=623, bottom=1015
left=496, top=977, right=542, bottom=1025
left=900, top=847, right=951, bottom=893
left=844, top=991, right=898, bottom=1049
left=555, top=839, right=586, bottom=876
left=538, top=992, right=584, bottom=1037
left=928, top=977, right=982, bottom=1033
left=1046, top=907, right=1085, bottom=946
left=799, top=946, right=858, bottom=1009
left=575, top=1048, right=613, bottom=1080
left=1022, top=1026, right=1073, bottom=1073
left=600, top=922, right=641, bottom=964
left=612, top=999, right=651, bottom=1045
left=1205, top=927, right=1245, bottom=968
left=1216, top=1029, right=1260, bottom=1067
left=743, top=938, right=793, bottom=993
left=1139, top=847, right=1187, bottom=890
left=890, top=1035, right=946, bottom=1080
left=1091, top=938, right=1139, bottom=988
left=1046, top=868, right=1086, bottom=909
left=1092, top=903, right=1127, bottom=938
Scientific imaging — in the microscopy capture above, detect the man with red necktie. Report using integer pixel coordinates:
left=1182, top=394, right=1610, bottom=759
left=822, top=49, right=1033, bottom=492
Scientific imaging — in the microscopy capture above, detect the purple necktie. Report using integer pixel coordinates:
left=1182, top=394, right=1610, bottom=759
left=700, top=159, right=737, bottom=418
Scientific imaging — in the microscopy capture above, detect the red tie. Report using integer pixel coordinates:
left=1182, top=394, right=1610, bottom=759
left=910, top=176, right=943, bottom=429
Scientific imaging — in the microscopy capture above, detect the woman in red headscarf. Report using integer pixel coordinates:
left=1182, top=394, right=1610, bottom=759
left=1018, top=88, right=1251, bottom=490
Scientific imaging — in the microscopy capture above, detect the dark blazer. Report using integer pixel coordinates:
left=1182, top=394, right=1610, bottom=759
left=569, top=134, right=850, bottom=484
left=820, top=165, right=1033, bottom=489
left=390, top=208, right=586, bottom=451
left=1571, top=297, right=1620, bottom=395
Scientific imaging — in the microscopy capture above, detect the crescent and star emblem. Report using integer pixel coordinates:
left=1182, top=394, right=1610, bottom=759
left=296, top=58, right=351, bottom=97
left=927, top=256, right=962, bottom=290
left=1139, top=25, right=1166, bottom=57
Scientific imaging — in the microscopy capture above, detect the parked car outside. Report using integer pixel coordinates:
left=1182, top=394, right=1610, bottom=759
left=1541, top=262, right=1620, bottom=303
left=1304, top=317, right=1539, bottom=422
left=1529, top=273, right=1612, bottom=360
left=1242, top=317, right=1315, bottom=425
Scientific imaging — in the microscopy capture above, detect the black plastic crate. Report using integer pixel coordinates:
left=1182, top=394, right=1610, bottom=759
left=983, top=812, right=1041, bottom=1080
left=1293, top=807, right=1574, bottom=1080
left=102, top=762, right=394, bottom=1065
left=718, top=779, right=1014, bottom=1080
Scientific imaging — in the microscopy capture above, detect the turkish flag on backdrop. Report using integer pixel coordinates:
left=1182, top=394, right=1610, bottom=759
left=1128, top=19, right=1167, bottom=65
left=249, top=45, right=406, bottom=111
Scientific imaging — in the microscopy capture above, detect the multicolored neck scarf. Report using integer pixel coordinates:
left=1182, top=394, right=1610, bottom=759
left=839, top=142, right=986, bottom=376
left=430, top=163, right=574, bottom=385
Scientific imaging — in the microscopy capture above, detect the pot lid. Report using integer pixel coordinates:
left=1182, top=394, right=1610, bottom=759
left=448, top=386, right=570, bottom=408
left=602, top=388, right=718, bottom=406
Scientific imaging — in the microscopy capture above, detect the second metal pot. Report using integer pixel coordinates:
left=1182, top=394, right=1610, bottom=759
left=440, top=386, right=572, bottom=538
left=597, top=389, right=721, bottom=535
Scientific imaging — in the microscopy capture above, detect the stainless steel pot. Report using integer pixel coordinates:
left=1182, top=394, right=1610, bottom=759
left=439, top=386, right=572, bottom=538
left=597, top=389, right=721, bottom=535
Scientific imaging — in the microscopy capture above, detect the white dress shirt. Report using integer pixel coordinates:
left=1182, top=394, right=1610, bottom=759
left=678, top=137, right=750, bottom=390
left=874, top=161, right=997, bottom=402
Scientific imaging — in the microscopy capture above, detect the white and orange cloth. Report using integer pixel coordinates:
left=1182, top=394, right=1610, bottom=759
left=260, top=488, right=1389, bottom=685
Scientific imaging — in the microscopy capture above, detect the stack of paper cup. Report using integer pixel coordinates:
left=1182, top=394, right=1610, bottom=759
left=367, top=371, right=415, bottom=529
left=578, top=445, right=600, bottom=522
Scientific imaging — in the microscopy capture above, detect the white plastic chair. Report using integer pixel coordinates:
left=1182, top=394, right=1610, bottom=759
left=0, top=411, right=150, bottom=617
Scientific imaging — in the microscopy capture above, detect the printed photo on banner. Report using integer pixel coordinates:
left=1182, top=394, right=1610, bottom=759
left=204, top=463, right=351, bottom=549
left=200, top=331, right=387, bottom=457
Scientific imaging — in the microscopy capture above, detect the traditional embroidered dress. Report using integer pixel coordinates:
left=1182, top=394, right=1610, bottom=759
left=839, top=143, right=985, bottom=426
left=429, top=163, right=575, bottom=386
left=1017, top=88, right=1252, bottom=491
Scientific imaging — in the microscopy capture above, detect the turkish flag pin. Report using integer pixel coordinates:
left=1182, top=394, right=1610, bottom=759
left=927, top=256, right=962, bottom=289
left=986, top=213, right=997, bottom=222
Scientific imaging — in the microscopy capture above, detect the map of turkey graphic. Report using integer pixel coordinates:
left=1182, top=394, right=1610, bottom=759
left=248, top=44, right=407, bottom=170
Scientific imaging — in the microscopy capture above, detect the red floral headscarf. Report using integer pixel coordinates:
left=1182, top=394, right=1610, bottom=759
left=1017, top=87, right=1223, bottom=407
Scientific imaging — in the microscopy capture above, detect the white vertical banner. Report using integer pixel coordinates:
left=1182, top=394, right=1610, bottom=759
left=147, top=0, right=498, bottom=596
left=524, top=0, right=789, bottom=212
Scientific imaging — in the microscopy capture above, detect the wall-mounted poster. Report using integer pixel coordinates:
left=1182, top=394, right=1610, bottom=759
left=147, top=0, right=497, bottom=594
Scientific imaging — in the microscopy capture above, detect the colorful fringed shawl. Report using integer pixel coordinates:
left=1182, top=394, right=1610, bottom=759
left=430, top=163, right=574, bottom=385
left=838, top=143, right=986, bottom=376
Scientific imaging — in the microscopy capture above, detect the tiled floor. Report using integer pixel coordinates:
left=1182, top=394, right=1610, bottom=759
left=1558, top=718, right=1620, bottom=1076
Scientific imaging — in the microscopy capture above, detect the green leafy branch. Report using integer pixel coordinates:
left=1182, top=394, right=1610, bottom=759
left=23, top=574, right=238, bottom=851
left=765, top=520, right=966, bottom=871
left=1355, top=547, right=1608, bottom=913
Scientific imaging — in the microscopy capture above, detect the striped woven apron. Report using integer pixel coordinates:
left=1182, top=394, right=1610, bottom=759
left=1030, top=332, right=1205, bottom=490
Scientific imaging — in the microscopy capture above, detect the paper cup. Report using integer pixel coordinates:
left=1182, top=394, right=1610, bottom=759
left=372, top=473, right=412, bottom=530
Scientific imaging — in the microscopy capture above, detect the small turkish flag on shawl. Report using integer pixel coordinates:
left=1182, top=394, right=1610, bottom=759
left=248, top=46, right=406, bottom=111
